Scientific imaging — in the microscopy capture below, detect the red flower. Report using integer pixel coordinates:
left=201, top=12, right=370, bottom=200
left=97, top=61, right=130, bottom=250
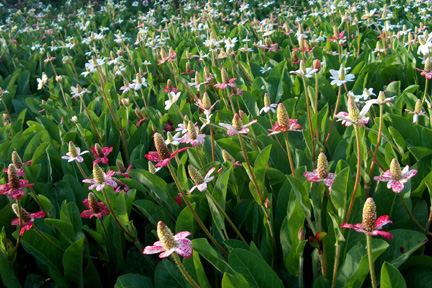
left=145, top=147, right=189, bottom=167
left=214, top=78, right=237, bottom=90
left=91, top=145, right=113, bottom=165
left=267, top=120, right=302, bottom=136
left=80, top=193, right=109, bottom=218
left=11, top=204, right=45, bottom=236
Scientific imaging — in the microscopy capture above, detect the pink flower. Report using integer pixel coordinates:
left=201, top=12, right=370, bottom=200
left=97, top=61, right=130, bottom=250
left=179, top=125, right=206, bottom=146
left=188, top=167, right=216, bottom=194
left=303, top=152, right=336, bottom=191
left=2, top=160, right=32, bottom=177
left=341, top=216, right=393, bottom=239
left=80, top=193, right=109, bottom=218
left=267, top=120, right=302, bottom=136
left=83, top=164, right=118, bottom=192
left=145, top=147, right=190, bottom=168
left=11, top=206, right=45, bottom=236
left=373, top=159, right=417, bottom=193
left=61, top=142, right=89, bottom=163
left=214, top=78, right=237, bottom=90
left=143, top=221, right=192, bottom=258
left=91, top=145, right=113, bottom=165
left=219, top=114, right=257, bottom=136
left=0, top=165, right=34, bottom=199
left=415, top=67, right=432, bottom=80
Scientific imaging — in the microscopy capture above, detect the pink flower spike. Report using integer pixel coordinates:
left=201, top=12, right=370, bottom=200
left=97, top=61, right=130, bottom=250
left=143, top=221, right=192, bottom=258
left=11, top=204, right=45, bottom=236
left=91, top=145, right=113, bottom=165
left=267, top=120, right=302, bottom=136
left=373, top=159, right=417, bottom=193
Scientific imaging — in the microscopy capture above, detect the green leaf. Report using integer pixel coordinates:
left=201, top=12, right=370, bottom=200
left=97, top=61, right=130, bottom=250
left=116, top=191, right=129, bottom=227
left=254, top=144, right=272, bottom=192
left=155, top=259, right=187, bottom=288
left=222, top=272, right=250, bottom=288
left=228, top=249, right=284, bottom=288
left=176, top=203, right=196, bottom=235
left=115, top=274, right=154, bottom=288
left=330, top=167, right=350, bottom=219
left=381, top=229, right=428, bottom=268
left=133, top=200, right=174, bottom=228
left=287, top=175, right=311, bottom=218
left=63, top=234, right=85, bottom=287
left=0, top=248, right=21, bottom=288
left=192, top=238, right=236, bottom=275
left=337, top=238, right=389, bottom=287
left=381, top=262, right=407, bottom=288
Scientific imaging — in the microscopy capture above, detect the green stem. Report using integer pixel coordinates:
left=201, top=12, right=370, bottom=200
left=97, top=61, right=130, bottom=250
left=283, top=132, right=297, bottom=178
left=422, top=79, right=429, bottom=104
left=302, top=76, right=316, bottom=165
left=366, top=104, right=383, bottom=198
left=324, top=86, right=342, bottom=149
left=33, top=226, right=65, bottom=252
left=399, top=193, right=431, bottom=235
left=80, top=96, right=104, bottom=145
left=75, top=161, right=87, bottom=179
left=331, top=241, right=341, bottom=288
left=268, top=113, right=288, bottom=158
left=172, top=253, right=200, bottom=288
left=345, top=124, right=362, bottom=223
left=366, top=234, right=377, bottom=288
left=205, top=190, right=247, bottom=243
left=167, top=162, right=228, bottom=257
left=98, top=218, right=112, bottom=259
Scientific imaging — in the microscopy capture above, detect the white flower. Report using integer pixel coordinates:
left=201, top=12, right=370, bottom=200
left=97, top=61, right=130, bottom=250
left=290, top=67, right=318, bottom=78
left=260, top=66, right=272, bottom=74
left=165, top=91, right=181, bottom=110
left=37, top=73, right=49, bottom=90
left=129, top=76, right=148, bottom=90
left=329, top=66, right=355, bottom=86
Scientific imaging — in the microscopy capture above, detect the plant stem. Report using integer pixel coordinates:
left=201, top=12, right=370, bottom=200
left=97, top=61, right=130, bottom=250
left=268, top=113, right=288, bottom=157
left=167, top=162, right=228, bottom=257
left=324, top=86, right=342, bottom=149
left=422, top=79, right=429, bottom=104
left=345, top=124, right=362, bottom=223
left=33, top=226, right=65, bottom=252
left=283, top=132, right=297, bottom=178
left=366, top=234, right=377, bottom=288
left=366, top=104, right=383, bottom=198
left=98, top=217, right=112, bottom=259
left=80, top=96, right=104, bottom=144
left=205, top=190, right=247, bottom=243
left=172, top=252, right=200, bottom=288
left=75, top=161, right=87, bottom=179
left=399, top=193, right=430, bottom=235
left=302, top=76, right=316, bottom=165
left=331, top=241, right=341, bottom=288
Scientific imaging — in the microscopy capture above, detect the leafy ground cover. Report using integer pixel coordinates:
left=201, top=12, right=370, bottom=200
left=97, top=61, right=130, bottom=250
left=1, top=0, right=432, bottom=287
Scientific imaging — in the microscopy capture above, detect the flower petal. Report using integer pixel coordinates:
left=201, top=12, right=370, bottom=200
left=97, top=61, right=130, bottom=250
left=375, top=215, right=393, bottom=230
left=174, top=231, right=192, bottom=240
left=143, top=245, right=166, bottom=255
left=175, top=244, right=193, bottom=258
left=159, top=249, right=175, bottom=258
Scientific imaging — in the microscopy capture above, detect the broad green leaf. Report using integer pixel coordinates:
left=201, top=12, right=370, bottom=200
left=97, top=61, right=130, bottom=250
left=63, top=234, right=85, bottom=287
left=228, top=249, right=284, bottom=288
left=380, top=262, right=407, bottom=288
left=115, top=274, right=154, bottom=288
left=155, top=259, right=187, bottom=288
left=192, top=238, right=236, bottom=275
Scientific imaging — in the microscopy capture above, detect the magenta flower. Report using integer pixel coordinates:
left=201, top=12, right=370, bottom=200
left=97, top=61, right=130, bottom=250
left=143, top=221, right=192, bottom=258
left=2, top=151, right=32, bottom=176
left=179, top=124, right=206, bottom=146
left=0, top=164, right=34, bottom=199
left=267, top=120, right=302, bottom=136
left=11, top=204, right=45, bottom=236
left=146, top=133, right=190, bottom=168
left=303, top=153, right=336, bottom=191
left=373, top=158, right=417, bottom=193
left=341, top=197, right=393, bottom=239
left=80, top=193, right=109, bottom=218
left=188, top=167, right=216, bottom=194
left=341, top=216, right=393, bottom=239
left=91, top=144, right=113, bottom=165
left=214, top=78, right=236, bottom=90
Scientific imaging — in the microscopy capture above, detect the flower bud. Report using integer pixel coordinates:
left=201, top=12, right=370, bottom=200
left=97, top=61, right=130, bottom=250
left=166, top=79, right=173, bottom=91
left=222, top=149, right=235, bottom=163
left=362, top=197, right=377, bottom=232
left=160, top=48, right=167, bottom=59
left=71, top=116, right=78, bottom=123
left=12, top=203, right=31, bottom=223
left=195, top=71, right=201, bottom=86
left=55, top=75, right=63, bottom=83
left=94, top=143, right=104, bottom=158
left=348, top=95, right=361, bottom=122
left=232, top=113, right=243, bottom=131
left=148, top=161, right=156, bottom=174
left=116, top=159, right=126, bottom=173
left=187, top=121, right=197, bottom=140
left=186, top=61, right=191, bottom=74
left=8, top=164, right=20, bottom=189
left=317, top=152, right=329, bottom=179
left=93, top=164, right=105, bottom=184
left=221, top=68, right=229, bottom=84
left=300, top=60, right=307, bottom=74
left=313, top=59, right=321, bottom=72
left=188, top=165, right=204, bottom=185
left=88, top=192, right=101, bottom=214
left=378, top=91, right=386, bottom=102
left=425, top=57, right=431, bottom=73
left=390, top=158, right=402, bottom=181
left=338, top=65, right=345, bottom=81
left=157, top=221, right=176, bottom=251
left=277, top=103, right=290, bottom=128
left=135, top=108, right=144, bottom=120
left=68, top=141, right=78, bottom=159
left=154, top=133, right=171, bottom=160
left=12, top=151, right=23, bottom=169
left=414, top=99, right=422, bottom=115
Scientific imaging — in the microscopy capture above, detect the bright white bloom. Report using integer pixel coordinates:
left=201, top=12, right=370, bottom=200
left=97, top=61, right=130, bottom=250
left=37, top=73, right=49, bottom=90
left=329, top=66, right=355, bottom=86
left=165, top=91, right=181, bottom=110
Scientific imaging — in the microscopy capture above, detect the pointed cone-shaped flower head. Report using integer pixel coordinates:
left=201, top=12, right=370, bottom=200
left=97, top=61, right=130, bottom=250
left=12, top=151, right=23, bottom=169
left=93, top=164, right=105, bottom=185
left=378, top=91, right=386, bottom=102
left=68, top=141, right=79, bottom=159
left=88, top=192, right=101, bottom=214
left=232, top=113, right=243, bottom=131
left=8, top=164, right=20, bottom=189
left=157, top=221, right=177, bottom=251
left=414, top=99, right=422, bottom=115
left=221, top=68, right=229, bottom=84
left=148, top=161, right=156, bottom=174
left=12, top=203, right=31, bottom=223
left=425, top=57, right=431, bottom=73
left=94, top=143, right=104, bottom=158
left=338, top=65, right=345, bottom=81
left=154, top=133, right=171, bottom=160
left=188, top=165, right=204, bottom=185
left=277, top=103, right=290, bottom=128
left=116, top=159, right=126, bottom=174
left=390, top=158, right=402, bottom=181
left=317, top=152, right=329, bottom=179
left=264, top=93, right=271, bottom=108
left=348, top=95, right=361, bottom=122
left=202, top=92, right=212, bottom=110
left=222, top=149, right=235, bottom=163
left=187, top=121, right=197, bottom=140
left=300, top=60, right=307, bottom=74
left=362, top=197, right=377, bottom=232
